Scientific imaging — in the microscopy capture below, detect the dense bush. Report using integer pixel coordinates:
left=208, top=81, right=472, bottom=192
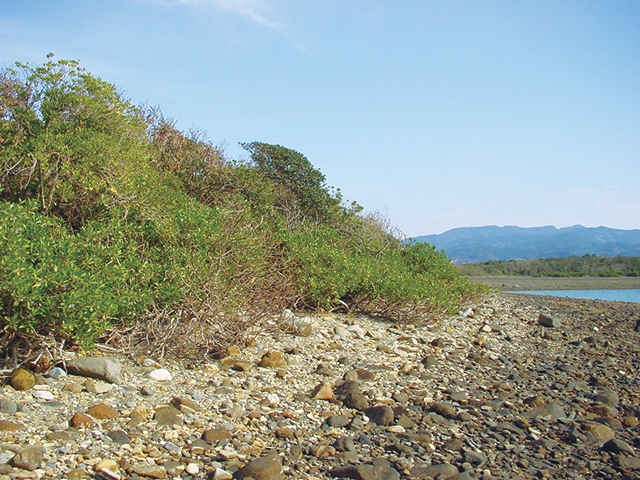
left=1, top=57, right=486, bottom=363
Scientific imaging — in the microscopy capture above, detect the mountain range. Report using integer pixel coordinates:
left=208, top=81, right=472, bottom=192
left=413, top=225, right=640, bottom=264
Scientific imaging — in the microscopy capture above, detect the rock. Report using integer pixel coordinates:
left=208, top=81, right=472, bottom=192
left=153, top=406, right=183, bottom=426
left=409, top=463, right=459, bottom=479
left=592, top=390, right=619, bottom=406
left=334, top=325, right=350, bottom=338
left=315, top=363, right=335, bottom=376
left=46, top=367, right=67, bottom=379
left=86, top=403, right=119, bottom=419
left=11, top=445, right=44, bottom=471
left=185, top=463, right=199, bottom=475
left=618, top=457, right=640, bottom=470
left=0, top=400, right=19, bottom=414
left=603, top=438, right=635, bottom=455
left=522, top=402, right=566, bottom=421
left=230, top=360, right=254, bottom=372
left=330, top=464, right=400, bottom=480
left=95, top=459, right=119, bottom=474
left=343, top=392, right=369, bottom=410
left=203, top=428, right=233, bottom=443
left=213, top=467, right=234, bottom=480
left=0, top=420, right=23, bottom=431
left=171, top=395, right=201, bottom=411
left=65, top=357, right=123, bottom=384
left=421, top=355, right=439, bottom=368
left=429, top=402, right=457, bottom=419
left=258, top=351, right=286, bottom=368
left=327, top=415, right=351, bottom=428
left=62, top=382, right=84, bottom=393
left=107, top=430, right=130, bottom=444
left=146, top=368, right=172, bottom=381
left=311, top=382, right=333, bottom=400
left=364, top=405, right=395, bottom=426
left=129, top=463, right=167, bottom=479
left=71, top=411, right=95, bottom=427
left=465, top=451, right=487, bottom=465
left=584, top=424, right=615, bottom=445
left=233, top=451, right=284, bottom=480
left=442, top=438, right=464, bottom=452
left=32, top=389, right=54, bottom=401
left=84, top=379, right=114, bottom=394
left=538, top=313, right=561, bottom=328
left=9, top=368, right=35, bottom=391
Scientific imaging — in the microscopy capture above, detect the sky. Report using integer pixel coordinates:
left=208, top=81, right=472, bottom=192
left=1, top=0, right=639, bottom=236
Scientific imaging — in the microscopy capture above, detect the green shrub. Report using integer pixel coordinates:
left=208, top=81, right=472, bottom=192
left=0, top=201, right=178, bottom=347
left=1, top=56, right=487, bottom=362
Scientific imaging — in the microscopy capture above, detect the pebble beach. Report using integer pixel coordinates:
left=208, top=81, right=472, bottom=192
left=1, top=292, right=639, bottom=480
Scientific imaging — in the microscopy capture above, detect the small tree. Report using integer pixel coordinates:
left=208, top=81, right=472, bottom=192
left=0, top=55, right=146, bottom=227
left=240, top=142, right=341, bottom=224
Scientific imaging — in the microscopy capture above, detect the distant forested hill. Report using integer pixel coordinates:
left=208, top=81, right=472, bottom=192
left=413, top=225, right=640, bottom=264
left=457, top=255, right=640, bottom=277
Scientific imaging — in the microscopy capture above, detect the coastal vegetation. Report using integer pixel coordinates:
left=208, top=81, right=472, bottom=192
left=0, top=57, right=484, bottom=364
left=458, top=255, right=640, bottom=277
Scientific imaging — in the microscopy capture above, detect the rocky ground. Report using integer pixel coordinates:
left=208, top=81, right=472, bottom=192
left=1, top=293, right=639, bottom=480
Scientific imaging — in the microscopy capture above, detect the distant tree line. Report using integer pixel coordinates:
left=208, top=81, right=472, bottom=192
left=458, top=255, right=640, bottom=277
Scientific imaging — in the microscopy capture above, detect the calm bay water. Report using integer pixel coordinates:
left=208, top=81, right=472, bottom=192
left=506, top=289, right=640, bottom=304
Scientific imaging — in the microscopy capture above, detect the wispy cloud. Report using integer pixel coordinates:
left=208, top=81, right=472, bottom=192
left=152, top=0, right=307, bottom=52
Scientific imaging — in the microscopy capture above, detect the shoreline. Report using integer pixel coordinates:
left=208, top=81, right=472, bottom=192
left=468, top=275, right=640, bottom=291
left=1, top=293, right=640, bottom=478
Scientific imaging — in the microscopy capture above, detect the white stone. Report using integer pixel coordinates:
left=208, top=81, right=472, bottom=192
left=185, top=463, right=199, bottom=475
left=146, top=369, right=172, bottom=381
left=86, top=382, right=114, bottom=394
left=46, top=367, right=67, bottom=379
left=33, top=390, right=54, bottom=401
left=213, top=468, right=233, bottom=480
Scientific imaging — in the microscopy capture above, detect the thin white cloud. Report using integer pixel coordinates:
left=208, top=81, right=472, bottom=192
left=151, top=0, right=307, bottom=52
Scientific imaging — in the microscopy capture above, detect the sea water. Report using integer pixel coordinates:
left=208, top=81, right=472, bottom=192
left=506, top=289, right=640, bottom=304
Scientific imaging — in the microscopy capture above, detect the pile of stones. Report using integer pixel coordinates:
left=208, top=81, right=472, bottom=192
left=0, top=293, right=639, bottom=479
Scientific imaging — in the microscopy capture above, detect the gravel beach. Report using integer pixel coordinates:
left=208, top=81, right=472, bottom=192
left=1, top=293, right=639, bottom=480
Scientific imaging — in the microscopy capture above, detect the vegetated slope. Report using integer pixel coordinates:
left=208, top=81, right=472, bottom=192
left=457, top=255, right=640, bottom=277
left=0, top=57, right=485, bottom=365
left=414, top=225, right=640, bottom=264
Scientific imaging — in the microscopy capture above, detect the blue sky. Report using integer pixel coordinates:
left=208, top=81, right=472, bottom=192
left=1, top=0, right=639, bottom=236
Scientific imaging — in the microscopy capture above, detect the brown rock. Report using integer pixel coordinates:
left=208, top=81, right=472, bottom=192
left=129, top=463, right=167, bottom=479
left=11, top=445, right=44, bottom=471
left=584, top=424, right=615, bottom=445
left=10, top=368, right=35, bottom=391
left=71, top=411, right=94, bottom=427
left=86, top=403, right=119, bottom=419
left=231, top=360, right=254, bottom=372
left=203, top=428, right=233, bottom=443
left=429, top=402, right=457, bottom=419
left=311, top=382, right=333, bottom=400
left=171, top=395, right=201, bottom=411
left=258, top=351, right=286, bottom=368
left=154, top=406, right=183, bottom=426
left=234, top=451, right=284, bottom=480
left=0, top=420, right=23, bottom=431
